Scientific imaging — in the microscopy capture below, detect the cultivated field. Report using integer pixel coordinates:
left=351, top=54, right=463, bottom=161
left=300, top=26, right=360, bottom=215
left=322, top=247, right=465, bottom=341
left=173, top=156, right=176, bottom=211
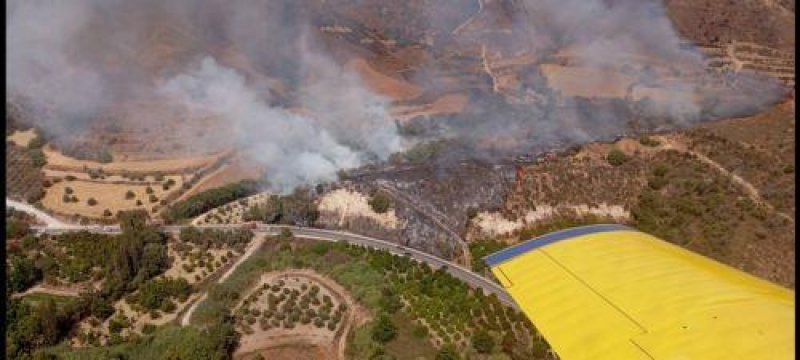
left=41, top=176, right=185, bottom=219
left=233, top=270, right=361, bottom=360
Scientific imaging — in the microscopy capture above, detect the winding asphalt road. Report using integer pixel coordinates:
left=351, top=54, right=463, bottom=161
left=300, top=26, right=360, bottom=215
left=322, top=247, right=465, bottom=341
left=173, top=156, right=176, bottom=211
left=12, top=197, right=516, bottom=325
left=32, top=224, right=515, bottom=309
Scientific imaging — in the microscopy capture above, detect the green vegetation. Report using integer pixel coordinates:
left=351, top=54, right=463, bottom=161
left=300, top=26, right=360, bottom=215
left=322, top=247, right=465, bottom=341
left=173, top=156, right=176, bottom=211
left=179, top=227, right=253, bottom=251
left=638, top=135, right=661, bottom=147
left=606, top=148, right=629, bottom=166
left=8, top=257, right=43, bottom=293
left=162, top=180, right=260, bottom=223
left=28, top=148, right=47, bottom=168
left=372, top=313, right=398, bottom=342
left=468, top=239, right=507, bottom=273
left=472, top=330, right=495, bottom=353
left=27, top=130, right=46, bottom=150
left=436, top=344, right=462, bottom=360
left=629, top=154, right=779, bottom=261
left=243, top=187, right=318, bottom=226
left=125, top=190, right=135, bottom=200
left=126, top=278, right=192, bottom=312
left=7, top=217, right=30, bottom=239
left=389, top=140, right=445, bottom=164
left=193, top=237, right=548, bottom=360
left=7, top=297, right=71, bottom=358
left=97, top=149, right=113, bottom=163
left=233, top=276, right=346, bottom=334
left=41, top=324, right=238, bottom=360
left=6, top=210, right=175, bottom=359
left=369, top=192, right=393, bottom=214
left=19, top=293, right=77, bottom=310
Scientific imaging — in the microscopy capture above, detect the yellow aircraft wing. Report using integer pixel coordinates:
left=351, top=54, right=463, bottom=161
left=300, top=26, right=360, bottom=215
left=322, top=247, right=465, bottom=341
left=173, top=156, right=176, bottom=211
left=485, top=224, right=794, bottom=360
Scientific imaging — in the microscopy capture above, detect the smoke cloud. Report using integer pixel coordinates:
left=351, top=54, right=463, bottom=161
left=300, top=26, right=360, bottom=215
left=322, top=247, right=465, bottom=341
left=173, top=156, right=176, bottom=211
left=158, top=55, right=403, bottom=191
left=6, top=0, right=788, bottom=190
left=406, top=0, right=787, bottom=158
left=7, top=0, right=407, bottom=192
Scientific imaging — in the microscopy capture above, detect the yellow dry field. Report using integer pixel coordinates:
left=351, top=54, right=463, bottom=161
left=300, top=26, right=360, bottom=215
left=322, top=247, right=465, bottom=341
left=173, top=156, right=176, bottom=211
left=540, top=64, right=636, bottom=98
left=43, top=145, right=227, bottom=173
left=7, top=128, right=36, bottom=147
left=41, top=177, right=183, bottom=218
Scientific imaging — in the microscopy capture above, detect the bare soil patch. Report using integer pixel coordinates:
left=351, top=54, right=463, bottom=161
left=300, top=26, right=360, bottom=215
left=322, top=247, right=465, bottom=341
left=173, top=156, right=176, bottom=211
left=346, top=58, right=423, bottom=101
left=7, top=128, right=36, bottom=147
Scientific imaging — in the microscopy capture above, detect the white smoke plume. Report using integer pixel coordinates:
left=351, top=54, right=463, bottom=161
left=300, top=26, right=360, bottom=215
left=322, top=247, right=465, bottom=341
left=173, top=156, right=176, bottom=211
left=6, top=0, right=789, bottom=190
left=158, top=56, right=404, bottom=192
left=6, top=0, right=407, bottom=192
left=6, top=0, right=108, bottom=131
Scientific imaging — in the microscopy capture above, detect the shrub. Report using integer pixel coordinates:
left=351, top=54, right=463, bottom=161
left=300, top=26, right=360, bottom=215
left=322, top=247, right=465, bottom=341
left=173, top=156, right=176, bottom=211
left=103, top=209, right=113, bottom=217
left=647, top=176, right=668, bottom=190
left=412, top=324, right=428, bottom=338
left=466, top=207, right=479, bottom=220
left=98, top=149, right=113, bottom=163
left=141, top=323, right=157, bottom=334
left=125, top=190, right=136, bottom=200
left=28, top=148, right=47, bottom=167
left=149, top=194, right=159, bottom=203
left=371, top=313, right=397, bottom=343
left=136, top=200, right=143, bottom=206
left=652, top=163, right=669, bottom=177
left=27, top=131, right=46, bottom=149
left=606, top=149, right=629, bottom=166
left=65, top=187, right=74, bottom=195
left=26, top=190, right=45, bottom=204
left=471, top=330, right=495, bottom=354
left=146, top=186, right=154, bottom=195
left=639, top=136, right=661, bottom=147
left=369, top=192, right=392, bottom=214
left=87, top=198, right=98, bottom=206
left=435, top=344, right=461, bottom=360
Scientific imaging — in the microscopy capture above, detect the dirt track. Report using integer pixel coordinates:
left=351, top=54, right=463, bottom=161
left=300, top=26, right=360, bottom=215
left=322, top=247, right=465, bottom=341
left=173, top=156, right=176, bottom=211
left=6, top=198, right=73, bottom=228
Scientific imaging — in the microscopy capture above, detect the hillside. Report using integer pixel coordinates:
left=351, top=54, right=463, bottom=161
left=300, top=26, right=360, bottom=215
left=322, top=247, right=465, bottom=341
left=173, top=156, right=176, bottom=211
left=470, top=99, right=795, bottom=287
